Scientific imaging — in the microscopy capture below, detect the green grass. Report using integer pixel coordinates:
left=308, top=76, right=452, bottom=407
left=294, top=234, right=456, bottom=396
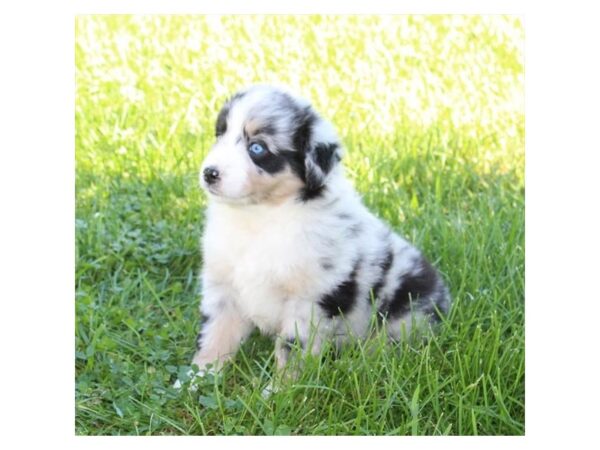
left=75, top=15, right=524, bottom=435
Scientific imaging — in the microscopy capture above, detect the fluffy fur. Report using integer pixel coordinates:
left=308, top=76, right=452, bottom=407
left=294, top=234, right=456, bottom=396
left=191, top=85, right=451, bottom=374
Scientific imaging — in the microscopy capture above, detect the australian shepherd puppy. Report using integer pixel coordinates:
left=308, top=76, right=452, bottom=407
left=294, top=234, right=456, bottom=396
left=190, top=85, right=450, bottom=377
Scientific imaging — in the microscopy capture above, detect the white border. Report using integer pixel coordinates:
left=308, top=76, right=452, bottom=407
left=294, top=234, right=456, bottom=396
left=72, top=0, right=526, bottom=15
left=2, top=1, right=600, bottom=449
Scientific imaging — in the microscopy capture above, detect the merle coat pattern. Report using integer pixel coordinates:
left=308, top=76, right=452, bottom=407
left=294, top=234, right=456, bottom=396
left=191, top=85, right=451, bottom=374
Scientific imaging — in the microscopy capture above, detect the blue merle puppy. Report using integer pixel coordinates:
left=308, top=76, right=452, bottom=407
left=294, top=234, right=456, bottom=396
left=188, top=84, right=450, bottom=379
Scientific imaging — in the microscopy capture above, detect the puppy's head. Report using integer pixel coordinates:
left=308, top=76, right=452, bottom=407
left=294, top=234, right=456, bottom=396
left=200, top=85, right=342, bottom=204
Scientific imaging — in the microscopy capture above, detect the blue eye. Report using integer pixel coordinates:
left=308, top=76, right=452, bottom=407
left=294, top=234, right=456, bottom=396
left=249, top=142, right=266, bottom=156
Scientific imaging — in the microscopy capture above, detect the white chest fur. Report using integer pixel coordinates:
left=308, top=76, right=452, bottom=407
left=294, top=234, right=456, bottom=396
left=202, top=201, right=338, bottom=333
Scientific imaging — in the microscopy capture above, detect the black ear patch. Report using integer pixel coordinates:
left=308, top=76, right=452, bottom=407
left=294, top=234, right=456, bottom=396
left=215, top=92, right=246, bottom=137
left=301, top=142, right=340, bottom=201
left=215, top=105, right=229, bottom=137
left=292, top=106, right=316, bottom=152
left=286, top=106, right=341, bottom=201
left=312, top=142, right=339, bottom=174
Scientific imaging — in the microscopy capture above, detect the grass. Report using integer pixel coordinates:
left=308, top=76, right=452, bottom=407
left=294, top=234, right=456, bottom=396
left=75, top=15, right=524, bottom=435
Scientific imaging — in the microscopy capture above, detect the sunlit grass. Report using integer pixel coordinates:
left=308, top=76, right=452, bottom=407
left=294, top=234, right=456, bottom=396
left=75, top=15, right=524, bottom=435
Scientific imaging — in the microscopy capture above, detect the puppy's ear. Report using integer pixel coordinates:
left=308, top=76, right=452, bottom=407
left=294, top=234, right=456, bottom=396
left=292, top=106, right=342, bottom=200
left=303, top=142, right=340, bottom=198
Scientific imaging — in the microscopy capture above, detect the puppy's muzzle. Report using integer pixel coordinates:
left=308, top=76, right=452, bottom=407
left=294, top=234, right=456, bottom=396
left=203, top=166, right=220, bottom=185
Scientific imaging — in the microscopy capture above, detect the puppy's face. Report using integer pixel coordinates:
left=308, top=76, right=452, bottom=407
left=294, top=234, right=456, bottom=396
left=200, top=86, right=342, bottom=204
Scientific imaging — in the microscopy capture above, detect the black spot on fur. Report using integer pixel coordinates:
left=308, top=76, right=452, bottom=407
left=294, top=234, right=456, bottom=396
left=320, top=258, right=334, bottom=271
left=382, top=258, right=439, bottom=319
left=371, top=248, right=394, bottom=303
left=215, top=106, right=229, bottom=137
left=319, top=262, right=360, bottom=318
left=292, top=106, right=316, bottom=153
left=312, top=143, right=339, bottom=174
left=215, top=92, right=246, bottom=137
left=195, top=313, right=211, bottom=350
left=303, top=168, right=327, bottom=199
left=300, top=143, right=340, bottom=201
left=300, top=184, right=326, bottom=201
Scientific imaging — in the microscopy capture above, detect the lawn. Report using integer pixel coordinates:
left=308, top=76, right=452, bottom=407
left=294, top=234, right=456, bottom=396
left=75, top=15, right=524, bottom=435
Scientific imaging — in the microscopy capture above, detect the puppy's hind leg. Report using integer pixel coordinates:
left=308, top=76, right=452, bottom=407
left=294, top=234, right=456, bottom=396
left=263, top=314, right=325, bottom=397
left=263, top=331, right=312, bottom=398
left=274, top=334, right=307, bottom=374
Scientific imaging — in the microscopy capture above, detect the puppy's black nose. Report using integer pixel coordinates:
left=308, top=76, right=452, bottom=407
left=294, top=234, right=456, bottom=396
left=203, top=166, right=220, bottom=184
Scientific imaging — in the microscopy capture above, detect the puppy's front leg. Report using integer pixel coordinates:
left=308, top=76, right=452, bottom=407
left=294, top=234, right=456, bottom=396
left=192, top=302, right=253, bottom=373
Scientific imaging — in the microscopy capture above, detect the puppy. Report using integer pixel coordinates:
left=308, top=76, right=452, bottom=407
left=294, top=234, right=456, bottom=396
left=191, top=85, right=450, bottom=376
